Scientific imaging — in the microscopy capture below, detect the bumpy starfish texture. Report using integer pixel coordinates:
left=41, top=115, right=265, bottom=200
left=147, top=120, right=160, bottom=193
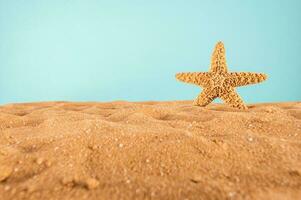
left=176, top=42, right=267, bottom=110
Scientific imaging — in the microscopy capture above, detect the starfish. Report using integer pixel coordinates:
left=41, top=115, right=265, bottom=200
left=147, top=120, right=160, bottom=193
left=176, top=41, right=267, bottom=110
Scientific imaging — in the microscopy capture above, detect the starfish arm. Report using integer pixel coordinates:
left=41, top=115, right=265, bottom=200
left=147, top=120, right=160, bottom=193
left=220, top=88, right=248, bottom=110
left=226, top=72, right=268, bottom=87
left=175, top=72, right=211, bottom=87
left=194, top=88, right=217, bottom=106
left=210, top=41, right=228, bottom=74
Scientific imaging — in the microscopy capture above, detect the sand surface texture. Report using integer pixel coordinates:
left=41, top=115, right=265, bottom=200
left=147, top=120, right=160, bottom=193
left=0, top=101, right=301, bottom=200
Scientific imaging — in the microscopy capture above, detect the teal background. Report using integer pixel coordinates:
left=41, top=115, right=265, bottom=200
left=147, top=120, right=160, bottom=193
left=0, top=0, right=300, bottom=105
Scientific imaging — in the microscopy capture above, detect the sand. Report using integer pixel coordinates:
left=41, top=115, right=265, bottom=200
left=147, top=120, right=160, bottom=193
left=0, top=101, right=300, bottom=200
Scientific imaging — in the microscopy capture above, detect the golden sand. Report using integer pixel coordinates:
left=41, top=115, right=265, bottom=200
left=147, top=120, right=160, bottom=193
left=0, top=101, right=301, bottom=200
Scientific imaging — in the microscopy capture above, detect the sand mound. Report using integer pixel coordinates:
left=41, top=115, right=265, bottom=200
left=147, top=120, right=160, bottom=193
left=0, top=101, right=300, bottom=200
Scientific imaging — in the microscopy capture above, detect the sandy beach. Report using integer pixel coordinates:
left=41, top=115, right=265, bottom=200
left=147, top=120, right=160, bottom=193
left=0, top=101, right=300, bottom=200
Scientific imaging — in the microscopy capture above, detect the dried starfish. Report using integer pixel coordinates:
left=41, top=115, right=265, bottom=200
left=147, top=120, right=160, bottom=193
left=176, top=41, right=267, bottom=110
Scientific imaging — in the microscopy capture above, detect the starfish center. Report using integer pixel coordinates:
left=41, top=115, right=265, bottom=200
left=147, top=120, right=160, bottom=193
left=210, top=74, right=225, bottom=88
